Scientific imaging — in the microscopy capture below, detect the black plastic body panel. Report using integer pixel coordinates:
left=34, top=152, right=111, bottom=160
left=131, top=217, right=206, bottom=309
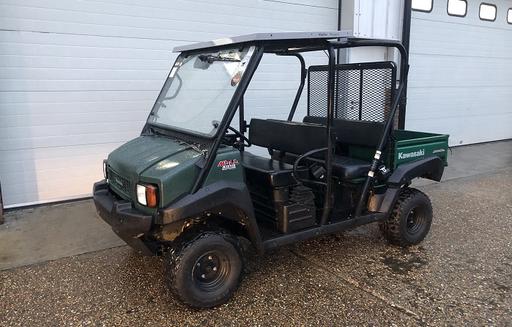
left=263, top=212, right=386, bottom=250
left=376, top=156, right=445, bottom=214
left=387, top=156, right=444, bottom=186
left=93, top=180, right=154, bottom=255
left=157, top=181, right=264, bottom=253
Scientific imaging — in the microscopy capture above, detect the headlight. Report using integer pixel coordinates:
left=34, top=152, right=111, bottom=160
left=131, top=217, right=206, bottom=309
left=136, top=183, right=158, bottom=208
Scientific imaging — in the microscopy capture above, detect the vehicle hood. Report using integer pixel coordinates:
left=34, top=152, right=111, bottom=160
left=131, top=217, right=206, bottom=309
left=107, top=135, right=200, bottom=180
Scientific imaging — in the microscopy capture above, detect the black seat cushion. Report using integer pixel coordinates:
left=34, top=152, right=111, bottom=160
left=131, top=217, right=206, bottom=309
left=241, top=152, right=307, bottom=187
left=332, top=156, right=371, bottom=179
left=271, top=151, right=370, bottom=180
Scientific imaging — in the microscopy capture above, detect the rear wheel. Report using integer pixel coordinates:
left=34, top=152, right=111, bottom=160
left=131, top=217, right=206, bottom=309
left=164, top=229, right=243, bottom=308
left=380, top=188, right=433, bottom=246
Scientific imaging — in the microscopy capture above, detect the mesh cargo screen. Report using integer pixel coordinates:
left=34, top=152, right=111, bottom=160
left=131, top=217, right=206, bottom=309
left=307, top=62, right=396, bottom=123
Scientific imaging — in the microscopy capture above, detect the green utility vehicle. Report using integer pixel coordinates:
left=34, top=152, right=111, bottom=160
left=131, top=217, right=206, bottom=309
left=93, top=32, right=449, bottom=308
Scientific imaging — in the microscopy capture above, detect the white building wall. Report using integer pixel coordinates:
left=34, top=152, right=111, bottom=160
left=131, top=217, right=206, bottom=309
left=0, top=0, right=338, bottom=207
left=407, top=0, right=512, bottom=146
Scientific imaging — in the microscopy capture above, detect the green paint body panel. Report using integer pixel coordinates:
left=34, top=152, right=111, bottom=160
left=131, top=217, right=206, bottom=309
left=106, top=135, right=201, bottom=215
left=392, top=130, right=449, bottom=168
left=347, top=129, right=449, bottom=168
left=204, top=147, right=245, bottom=185
left=105, top=138, right=244, bottom=215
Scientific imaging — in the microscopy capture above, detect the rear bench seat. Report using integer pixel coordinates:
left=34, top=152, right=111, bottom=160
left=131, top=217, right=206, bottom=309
left=245, top=118, right=375, bottom=180
left=303, top=116, right=387, bottom=179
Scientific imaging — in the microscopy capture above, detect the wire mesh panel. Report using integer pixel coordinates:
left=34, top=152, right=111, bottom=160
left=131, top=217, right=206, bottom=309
left=307, top=69, right=329, bottom=118
left=308, top=62, right=396, bottom=123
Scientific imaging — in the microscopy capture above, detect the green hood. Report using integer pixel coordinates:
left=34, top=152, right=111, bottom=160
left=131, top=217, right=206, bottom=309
left=108, top=135, right=197, bottom=178
left=107, top=135, right=202, bottom=209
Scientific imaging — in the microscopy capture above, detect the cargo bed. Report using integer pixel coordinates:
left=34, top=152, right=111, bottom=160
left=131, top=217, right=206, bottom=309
left=391, top=130, right=449, bottom=168
left=346, top=129, right=449, bottom=170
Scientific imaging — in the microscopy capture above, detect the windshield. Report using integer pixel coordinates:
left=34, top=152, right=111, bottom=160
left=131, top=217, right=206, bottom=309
left=148, top=46, right=255, bottom=137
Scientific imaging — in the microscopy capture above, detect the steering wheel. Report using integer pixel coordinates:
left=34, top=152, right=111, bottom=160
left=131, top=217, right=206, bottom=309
left=293, top=147, right=328, bottom=186
left=227, top=126, right=251, bottom=147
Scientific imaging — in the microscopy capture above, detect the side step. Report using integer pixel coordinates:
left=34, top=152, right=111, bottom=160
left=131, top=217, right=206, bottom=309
left=262, top=212, right=386, bottom=251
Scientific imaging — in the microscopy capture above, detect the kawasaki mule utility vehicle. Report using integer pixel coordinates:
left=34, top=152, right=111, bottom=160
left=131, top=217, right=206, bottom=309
left=93, top=32, right=449, bottom=308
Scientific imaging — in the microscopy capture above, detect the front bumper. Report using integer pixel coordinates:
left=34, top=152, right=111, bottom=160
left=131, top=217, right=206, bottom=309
left=93, top=180, right=155, bottom=255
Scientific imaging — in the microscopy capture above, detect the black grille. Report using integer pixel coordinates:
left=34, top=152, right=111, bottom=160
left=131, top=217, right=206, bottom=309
left=108, top=167, right=131, bottom=197
left=308, top=62, right=396, bottom=123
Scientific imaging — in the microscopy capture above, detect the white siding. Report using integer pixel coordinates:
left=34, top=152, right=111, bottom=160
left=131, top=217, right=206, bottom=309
left=0, top=0, right=338, bottom=207
left=408, top=0, right=512, bottom=146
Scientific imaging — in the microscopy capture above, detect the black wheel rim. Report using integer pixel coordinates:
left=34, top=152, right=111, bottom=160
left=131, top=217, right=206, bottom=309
left=406, top=206, right=426, bottom=235
left=192, top=251, right=231, bottom=292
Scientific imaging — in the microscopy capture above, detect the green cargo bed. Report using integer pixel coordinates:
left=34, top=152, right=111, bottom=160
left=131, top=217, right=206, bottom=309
left=347, top=130, right=449, bottom=169
left=391, top=130, right=449, bottom=168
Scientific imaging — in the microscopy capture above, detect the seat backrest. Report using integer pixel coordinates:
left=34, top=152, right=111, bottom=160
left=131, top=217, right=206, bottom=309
left=249, top=119, right=326, bottom=155
left=303, top=116, right=384, bottom=148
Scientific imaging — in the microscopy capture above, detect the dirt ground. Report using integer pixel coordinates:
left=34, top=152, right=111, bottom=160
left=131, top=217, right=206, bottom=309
left=1, top=169, right=511, bottom=326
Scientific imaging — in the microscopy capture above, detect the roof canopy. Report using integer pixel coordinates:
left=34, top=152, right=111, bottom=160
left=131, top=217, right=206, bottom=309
left=173, top=31, right=354, bottom=53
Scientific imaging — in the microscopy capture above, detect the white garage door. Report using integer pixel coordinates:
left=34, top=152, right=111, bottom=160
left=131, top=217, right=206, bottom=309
left=0, top=0, right=338, bottom=207
left=407, top=0, right=512, bottom=146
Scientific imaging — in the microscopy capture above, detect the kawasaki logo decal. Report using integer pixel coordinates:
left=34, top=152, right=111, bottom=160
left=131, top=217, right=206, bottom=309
left=398, top=149, right=425, bottom=160
left=217, top=159, right=239, bottom=171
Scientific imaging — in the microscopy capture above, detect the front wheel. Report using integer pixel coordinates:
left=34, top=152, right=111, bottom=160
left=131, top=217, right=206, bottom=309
left=164, top=229, right=243, bottom=308
left=380, top=188, right=433, bottom=246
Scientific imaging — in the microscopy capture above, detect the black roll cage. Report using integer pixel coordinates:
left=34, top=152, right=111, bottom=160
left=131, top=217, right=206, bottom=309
left=148, top=37, right=409, bottom=221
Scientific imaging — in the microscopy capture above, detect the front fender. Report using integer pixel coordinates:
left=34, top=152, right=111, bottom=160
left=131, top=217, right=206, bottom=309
left=156, top=181, right=263, bottom=253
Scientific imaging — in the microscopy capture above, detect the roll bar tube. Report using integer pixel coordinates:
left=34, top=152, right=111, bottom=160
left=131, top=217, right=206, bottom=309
left=274, top=53, right=307, bottom=121
left=354, top=82, right=407, bottom=217
left=331, top=39, right=410, bottom=217
left=332, top=39, right=409, bottom=87
left=191, top=46, right=265, bottom=193
left=319, top=45, right=336, bottom=225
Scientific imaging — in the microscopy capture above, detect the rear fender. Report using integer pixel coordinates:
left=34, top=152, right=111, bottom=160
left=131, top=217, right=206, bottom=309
left=387, top=156, right=444, bottom=187
left=377, top=156, right=443, bottom=214
left=156, top=181, right=263, bottom=253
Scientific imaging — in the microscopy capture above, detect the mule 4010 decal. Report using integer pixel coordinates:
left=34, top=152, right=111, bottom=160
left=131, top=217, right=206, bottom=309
left=217, top=159, right=239, bottom=171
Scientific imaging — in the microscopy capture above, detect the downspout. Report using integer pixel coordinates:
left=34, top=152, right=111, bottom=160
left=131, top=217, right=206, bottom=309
left=0, top=182, right=3, bottom=224
left=399, top=0, right=412, bottom=129
left=335, top=0, right=343, bottom=118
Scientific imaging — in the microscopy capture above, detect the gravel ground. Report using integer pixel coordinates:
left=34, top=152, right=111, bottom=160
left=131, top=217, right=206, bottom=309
left=1, top=169, right=511, bottom=326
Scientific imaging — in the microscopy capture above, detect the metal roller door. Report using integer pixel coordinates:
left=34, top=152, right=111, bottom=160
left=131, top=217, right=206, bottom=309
left=0, top=0, right=338, bottom=207
left=407, top=0, right=512, bottom=146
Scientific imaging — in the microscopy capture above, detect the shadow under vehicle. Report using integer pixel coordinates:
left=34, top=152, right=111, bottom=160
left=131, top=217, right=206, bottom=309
left=93, top=31, right=449, bottom=308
